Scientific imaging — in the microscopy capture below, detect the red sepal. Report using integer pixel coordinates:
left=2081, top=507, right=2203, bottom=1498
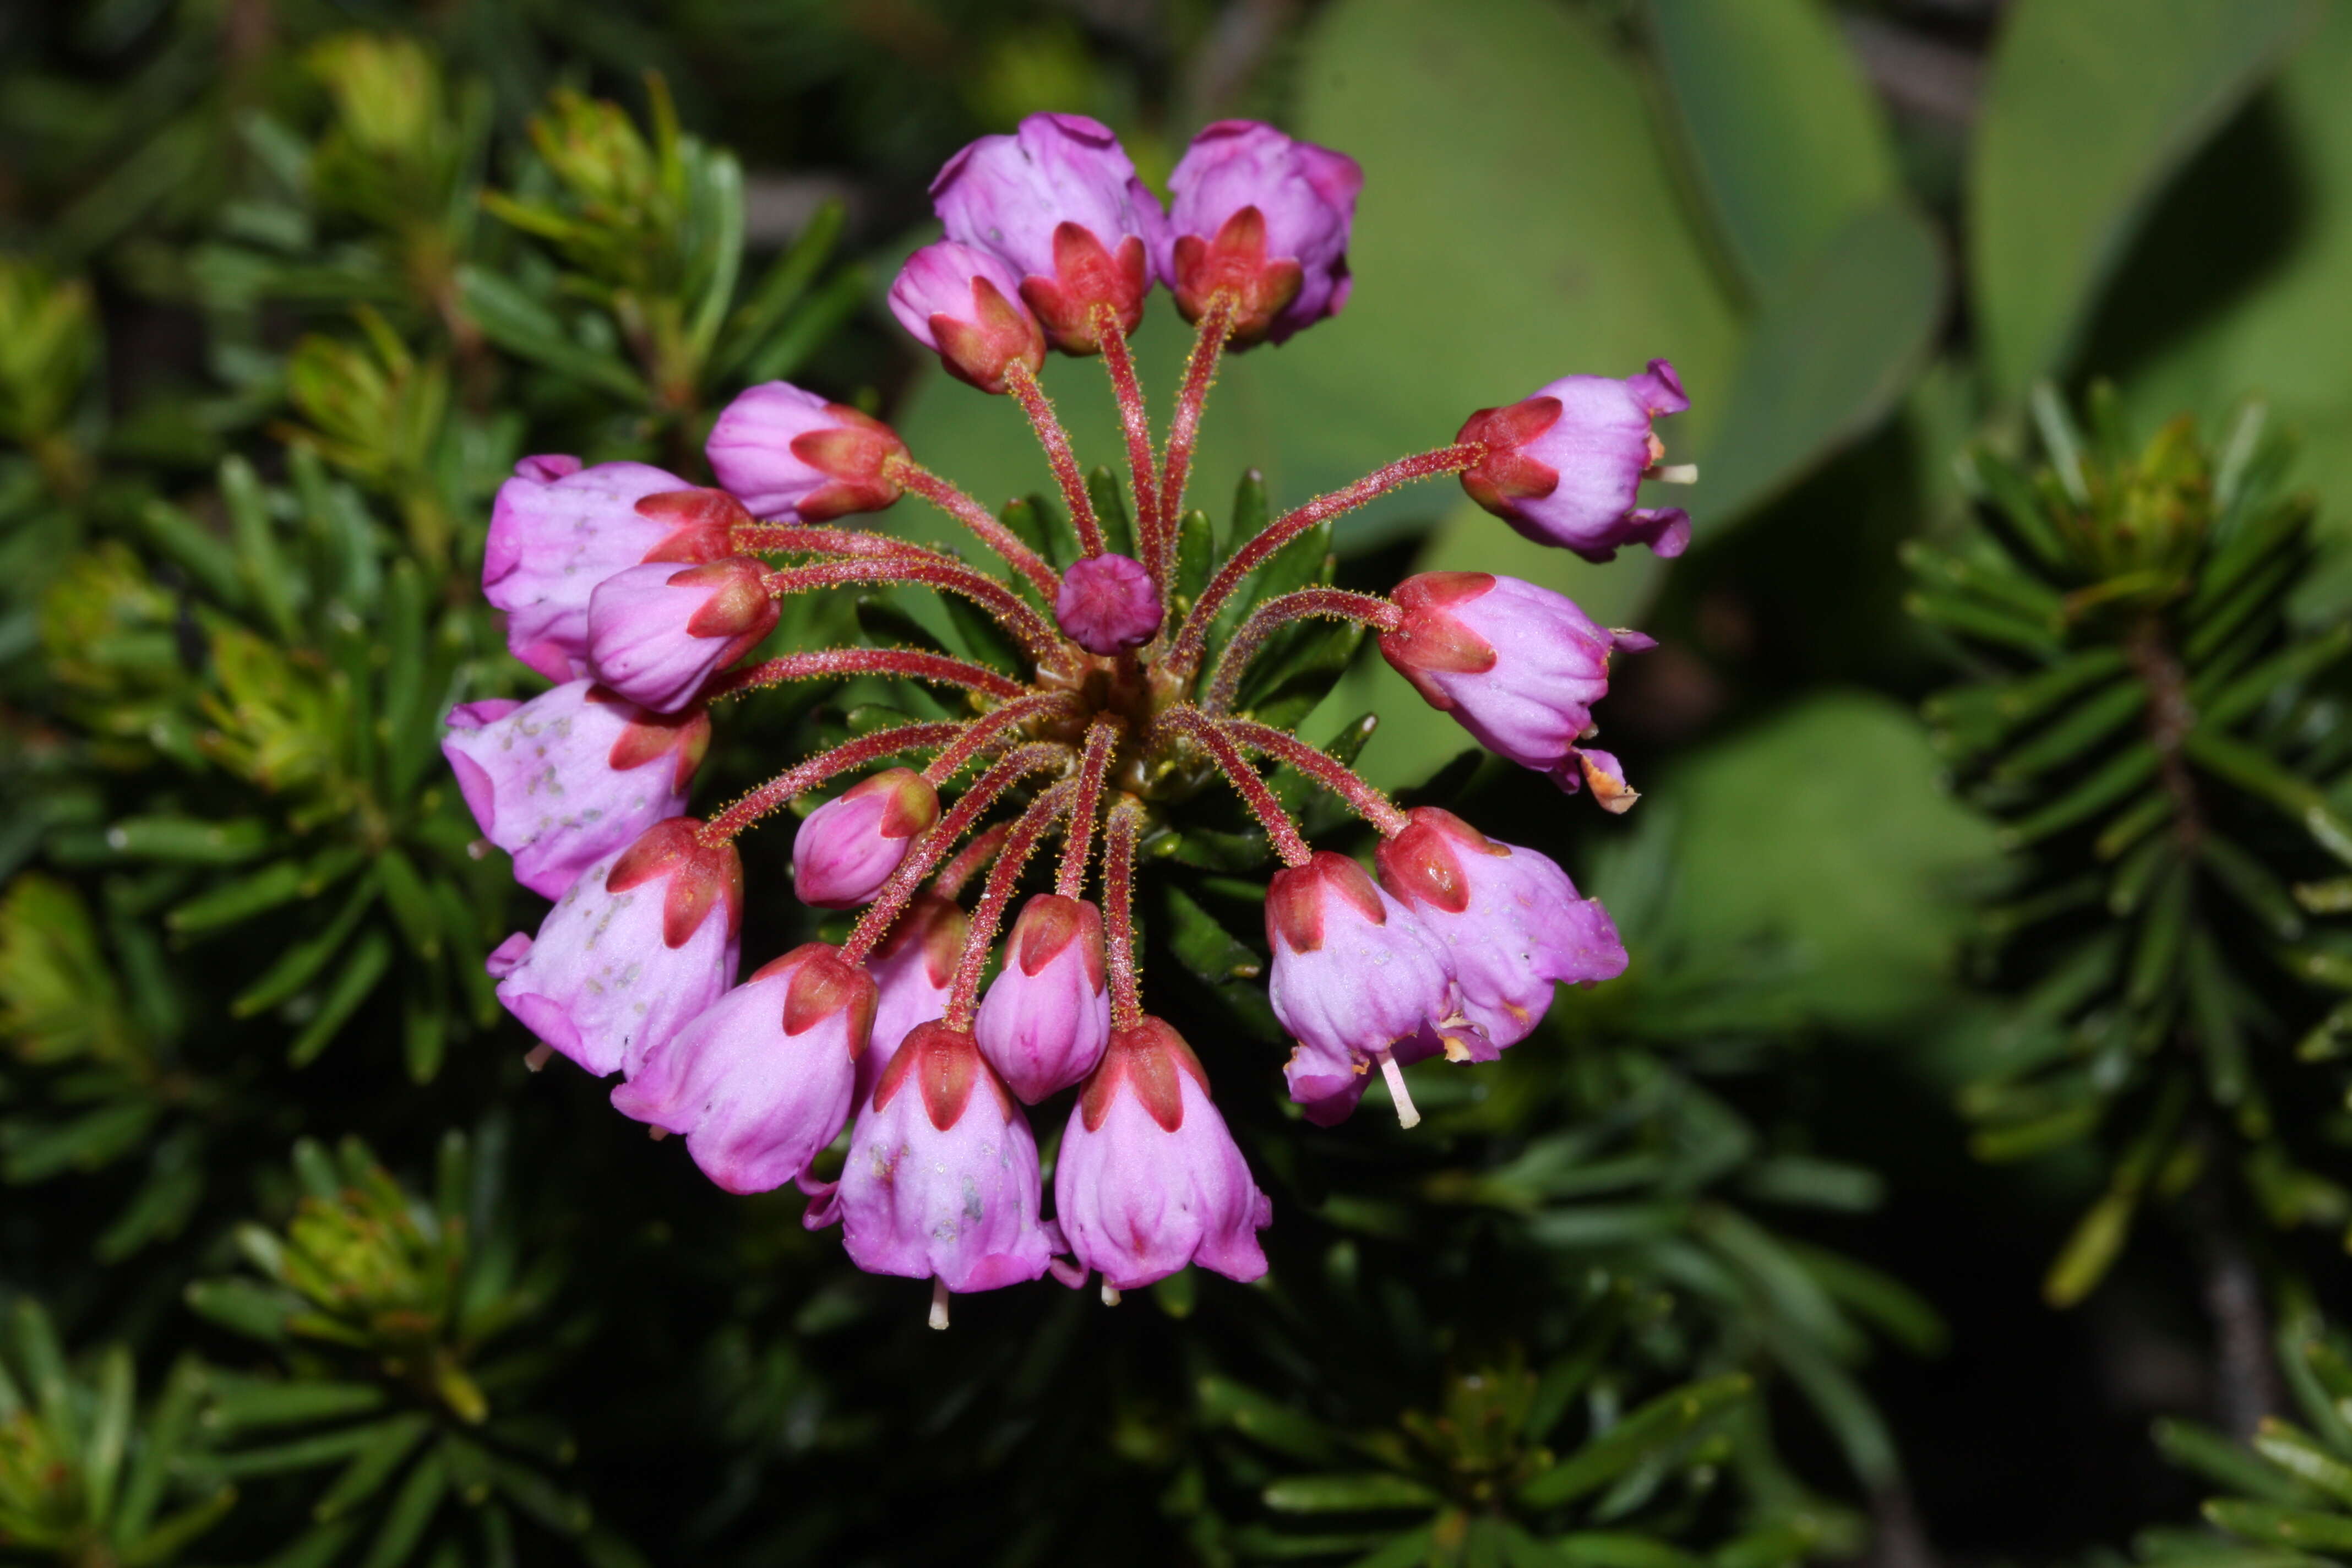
left=786, top=404, right=909, bottom=520
left=1010, top=895, right=1106, bottom=990
left=873, top=1021, right=1011, bottom=1130
left=597, top=691, right=712, bottom=791
left=634, top=488, right=751, bottom=564
left=1457, top=398, right=1564, bottom=519
left=1017, top=226, right=1150, bottom=355
left=1378, top=572, right=1499, bottom=707
left=1169, top=206, right=1306, bottom=347
left=1079, top=1017, right=1211, bottom=1134
left=930, top=275, right=1047, bottom=394
left=769, top=943, right=879, bottom=1057
left=873, top=894, right=970, bottom=989
left=1374, top=807, right=1502, bottom=916
left=1267, top=852, right=1387, bottom=956
left=606, top=818, right=744, bottom=948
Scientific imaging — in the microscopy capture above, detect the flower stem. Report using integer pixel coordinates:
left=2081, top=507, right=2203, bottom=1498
left=1202, top=588, right=1401, bottom=714
left=1103, top=793, right=1147, bottom=1029
left=944, top=782, right=1076, bottom=1025
left=1164, top=442, right=1483, bottom=674
left=699, top=721, right=968, bottom=846
left=1095, top=308, right=1160, bottom=578
left=934, top=823, right=1011, bottom=899
left=1158, top=298, right=1232, bottom=578
left=1152, top=705, right=1312, bottom=867
left=709, top=646, right=1026, bottom=702
left=1220, top=716, right=1408, bottom=835
left=1058, top=716, right=1122, bottom=899
left=763, top=556, right=1071, bottom=668
left=886, top=458, right=1061, bottom=601
left=733, top=523, right=950, bottom=563
left=1005, top=360, right=1106, bottom=558
left=922, top=692, right=1077, bottom=785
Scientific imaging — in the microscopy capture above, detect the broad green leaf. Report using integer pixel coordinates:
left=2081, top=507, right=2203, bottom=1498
left=1969, top=0, right=2312, bottom=395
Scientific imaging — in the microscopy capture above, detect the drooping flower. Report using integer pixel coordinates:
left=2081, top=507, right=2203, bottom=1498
left=859, top=894, right=966, bottom=1104
left=442, top=680, right=709, bottom=899
left=492, top=819, right=741, bottom=1078
left=1057, top=1017, right=1271, bottom=1289
left=792, top=769, right=941, bottom=909
left=1376, top=570, right=1648, bottom=797
left=704, top=382, right=909, bottom=521
left=584, top=557, right=780, bottom=714
left=1458, top=361, right=1693, bottom=561
left=974, top=894, right=1111, bottom=1103
left=1053, top=552, right=1162, bottom=656
left=1161, top=120, right=1362, bottom=347
left=612, top=943, right=874, bottom=1194
left=932, top=112, right=1163, bottom=354
left=889, top=241, right=1048, bottom=395
left=482, top=458, right=694, bottom=681
left=1374, top=807, right=1626, bottom=1049
left=1283, top=1028, right=1444, bottom=1128
left=812, top=1022, right=1055, bottom=1299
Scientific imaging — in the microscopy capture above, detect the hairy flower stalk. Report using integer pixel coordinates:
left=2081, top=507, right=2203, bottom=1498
left=449, top=111, right=1668, bottom=1319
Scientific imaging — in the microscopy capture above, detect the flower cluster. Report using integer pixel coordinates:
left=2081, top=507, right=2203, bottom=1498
left=447, top=112, right=1692, bottom=1324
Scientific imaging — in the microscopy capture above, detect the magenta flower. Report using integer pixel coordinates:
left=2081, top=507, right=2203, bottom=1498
left=890, top=241, right=1048, bottom=395
left=585, top=557, right=780, bottom=714
left=1283, top=1028, right=1445, bottom=1128
left=813, top=1022, right=1055, bottom=1309
left=861, top=894, right=967, bottom=1104
left=704, top=382, right=909, bottom=521
left=612, top=943, right=875, bottom=1194
left=1375, top=807, right=1626, bottom=1049
left=1264, top=851, right=1477, bottom=1127
left=1056, top=1017, right=1271, bottom=1290
left=1053, top=552, right=1162, bottom=655
left=481, top=458, right=694, bottom=682
left=974, top=894, right=1111, bottom=1103
left=792, top=769, right=941, bottom=909
left=932, top=112, right=1163, bottom=355
left=441, top=681, right=709, bottom=900
left=1377, top=571, right=1648, bottom=796
left=1458, top=361, right=1694, bottom=562
left=1162, top=120, right=1362, bottom=348
left=492, top=818, right=742, bottom=1077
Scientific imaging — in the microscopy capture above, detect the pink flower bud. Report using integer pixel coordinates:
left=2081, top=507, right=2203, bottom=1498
left=493, top=818, right=742, bottom=1078
left=974, top=895, right=1111, bottom=1103
left=813, top=1022, right=1054, bottom=1295
left=1375, top=807, right=1626, bottom=1049
left=932, top=112, right=1164, bottom=355
left=792, top=769, right=941, bottom=909
left=442, top=680, right=710, bottom=899
left=1264, top=851, right=1479, bottom=1097
left=861, top=894, right=967, bottom=1104
left=482, top=459, right=694, bottom=681
left=1378, top=571, right=1647, bottom=791
left=612, top=943, right=875, bottom=1194
left=890, top=241, right=1048, bottom=395
left=1162, top=121, right=1362, bottom=348
left=1053, top=552, right=1162, bottom=655
left=704, top=382, right=908, bottom=521
left=1057, top=1018, right=1272, bottom=1289
left=585, top=557, right=780, bottom=714
left=1458, top=361, right=1692, bottom=561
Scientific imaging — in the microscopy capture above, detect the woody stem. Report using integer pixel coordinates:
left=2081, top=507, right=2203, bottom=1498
left=1158, top=298, right=1232, bottom=580
left=944, top=783, right=1076, bottom=1025
left=885, top=458, right=1061, bottom=602
left=1202, top=589, right=1402, bottom=714
left=933, top=823, right=1012, bottom=899
left=922, top=692, right=1079, bottom=785
left=1005, top=360, right=1106, bottom=558
left=764, top=557, right=1070, bottom=668
left=1220, top=717, right=1408, bottom=835
left=1095, top=309, right=1159, bottom=578
left=843, top=741, right=1074, bottom=963
left=1058, top=717, right=1122, bottom=899
left=1152, top=705, right=1311, bottom=867
left=1164, top=442, right=1483, bottom=675
left=1103, top=794, right=1147, bottom=1029
left=709, top=646, right=1026, bottom=702
left=698, top=721, right=967, bottom=846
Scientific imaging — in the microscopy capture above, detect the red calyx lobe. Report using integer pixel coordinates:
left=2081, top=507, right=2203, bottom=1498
left=1079, top=1016, right=1211, bottom=1134
left=1017, top=224, right=1150, bottom=354
left=674, top=557, right=782, bottom=647
left=1011, top=895, right=1107, bottom=989
left=1375, top=807, right=1505, bottom=916
left=876, top=894, right=968, bottom=988
left=606, top=818, right=744, bottom=948
left=931, top=275, right=1047, bottom=394
left=749, top=943, right=879, bottom=1056
left=840, top=768, right=940, bottom=840
left=634, top=488, right=752, bottom=564
left=1456, top=398, right=1564, bottom=518
left=785, top=404, right=909, bottom=519
left=1378, top=571, right=1500, bottom=707
left=872, top=1021, right=1012, bottom=1130
left=1169, top=206, right=1305, bottom=347
left=597, top=690, right=712, bottom=790
left=1266, top=851, right=1389, bottom=956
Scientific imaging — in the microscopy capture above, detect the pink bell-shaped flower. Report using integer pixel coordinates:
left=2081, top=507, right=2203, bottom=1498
left=860, top=893, right=967, bottom=1104
left=1374, top=807, right=1626, bottom=1049
left=932, top=112, right=1164, bottom=355
left=1053, top=553, right=1163, bottom=656
left=481, top=458, right=695, bottom=682
left=1057, top=1017, right=1271, bottom=1291
left=612, top=943, right=875, bottom=1194
left=492, top=818, right=742, bottom=1078
left=792, top=769, right=941, bottom=909
left=1377, top=571, right=1649, bottom=799
left=1161, top=120, right=1362, bottom=348
left=1458, top=361, right=1692, bottom=561
left=704, top=382, right=910, bottom=521
left=441, top=681, right=709, bottom=899
left=889, top=241, right=1049, bottom=395
left=812, top=1022, right=1055, bottom=1306
left=585, top=557, right=780, bottom=714
left=974, top=894, right=1112, bottom=1103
